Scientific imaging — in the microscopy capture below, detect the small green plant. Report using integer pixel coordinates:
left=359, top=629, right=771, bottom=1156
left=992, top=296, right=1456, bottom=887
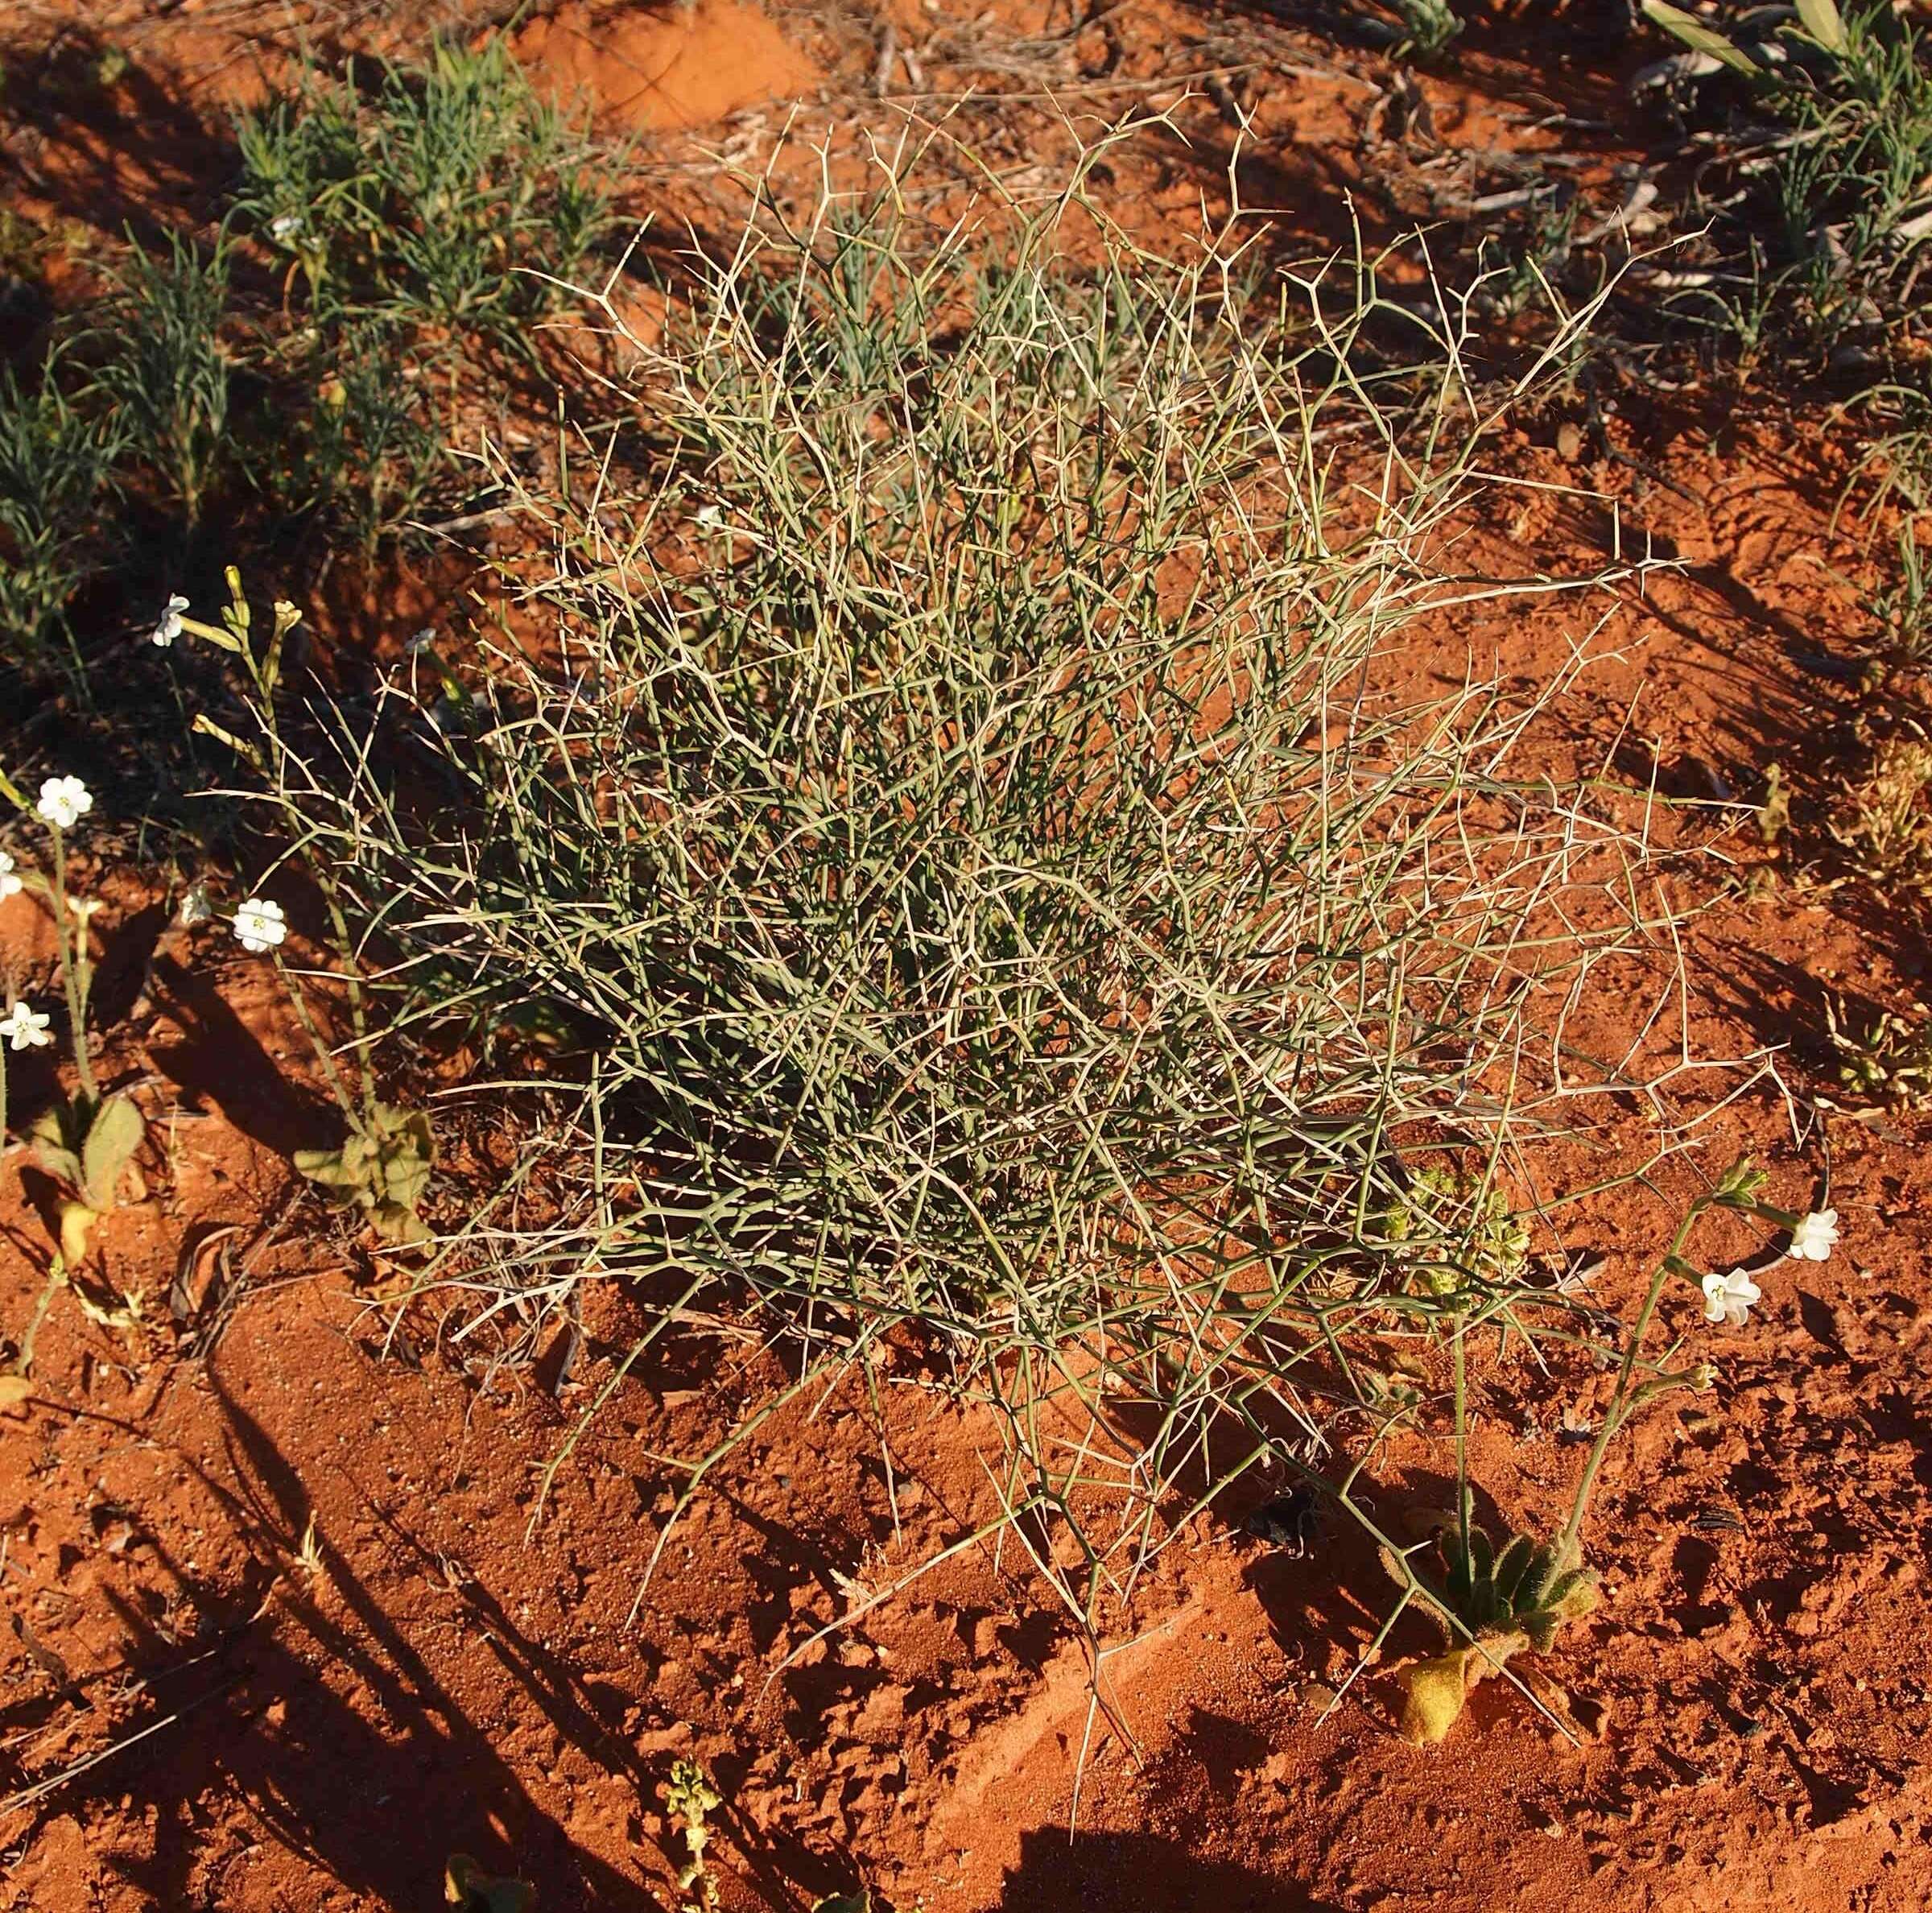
left=0, top=767, right=147, bottom=1264
left=1825, top=734, right=1932, bottom=902
left=1386, top=1520, right=1600, bottom=1744
left=168, top=574, right=439, bottom=1245
left=234, top=39, right=611, bottom=346
left=1829, top=997, right=1932, bottom=1105
left=1379, top=1156, right=1828, bottom=1742
left=85, top=229, right=234, bottom=527
left=293, top=1100, right=436, bottom=1243
left=1377, top=1167, right=1531, bottom=1294
left=279, top=315, right=452, bottom=549
left=0, top=355, right=124, bottom=671
left=1385, top=0, right=1463, bottom=58
left=666, top=1758, right=722, bottom=1912
left=1869, top=519, right=1932, bottom=671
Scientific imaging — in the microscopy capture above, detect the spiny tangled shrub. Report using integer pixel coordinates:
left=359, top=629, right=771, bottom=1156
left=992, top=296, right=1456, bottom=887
left=233, top=146, right=1687, bottom=1611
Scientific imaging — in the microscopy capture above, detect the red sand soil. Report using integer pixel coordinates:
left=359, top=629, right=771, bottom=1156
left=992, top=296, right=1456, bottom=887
left=2, top=5, right=1931, bottom=1911
left=517, top=1, right=824, bottom=132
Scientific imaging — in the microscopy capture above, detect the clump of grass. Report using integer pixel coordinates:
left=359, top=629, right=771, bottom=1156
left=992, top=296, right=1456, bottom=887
left=83, top=229, right=234, bottom=529
left=2, top=37, right=610, bottom=681
left=233, top=37, right=612, bottom=345
left=1642, top=2, right=1932, bottom=368
left=0, top=353, right=123, bottom=671
left=1825, top=732, right=1932, bottom=903
left=207, top=144, right=1785, bottom=1722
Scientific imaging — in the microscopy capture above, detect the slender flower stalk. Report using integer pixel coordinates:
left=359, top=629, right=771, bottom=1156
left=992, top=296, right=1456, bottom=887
left=35, top=785, right=98, bottom=1103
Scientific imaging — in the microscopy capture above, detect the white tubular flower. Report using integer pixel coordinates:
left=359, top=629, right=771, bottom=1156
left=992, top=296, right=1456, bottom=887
left=0, top=850, right=20, bottom=900
left=151, top=593, right=190, bottom=647
left=1787, top=1209, right=1838, bottom=1262
left=36, top=777, right=93, bottom=828
left=270, top=213, right=303, bottom=243
left=406, top=626, right=439, bottom=656
left=233, top=896, right=287, bottom=953
left=1701, top=1266, right=1763, bottom=1328
left=66, top=896, right=105, bottom=927
left=0, top=1002, right=52, bottom=1051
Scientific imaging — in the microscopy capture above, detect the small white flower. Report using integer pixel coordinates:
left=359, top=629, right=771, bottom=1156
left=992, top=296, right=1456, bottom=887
left=0, top=850, right=19, bottom=901
left=696, top=503, right=724, bottom=531
left=270, top=213, right=303, bottom=243
left=1701, top=1266, right=1763, bottom=1328
left=0, top=1002, right=52, bottom=1051
left=1787, top=1208, right=1838, bottom=1262
left=150, top=593, right=190, bottom=647
left=176, top=883, right=213, bottom=928
left=36, top=776, right=93, bottom=829
left=66, top=895, right=105, bottom=926
left=232, top=895, right=287, bottom=953
left=406, top=626, right=439, bottom=656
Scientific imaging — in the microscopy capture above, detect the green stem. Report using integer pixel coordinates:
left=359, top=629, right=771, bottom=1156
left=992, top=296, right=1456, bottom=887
left=1550, top=1199, right=1705, bottom=1576
left=317, top=886, right=378, bottom=1124
left=271, top=949, right=364, bottom=1137
left=45, top=826, right=97, bottom=1104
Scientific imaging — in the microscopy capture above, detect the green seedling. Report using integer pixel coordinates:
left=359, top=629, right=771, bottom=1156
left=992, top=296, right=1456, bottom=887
left=1870, top=521, right=1932, bottom=671
left=0, top=353, right=125, bottom=674
left=168, top=572, right=439, bottom=1249
left=1380, top=1156, right=1823, bottom=1742
left=287, top=316, right=450, bottom=550
left=295, top=1101, right=435, bottom=1245
left=1387, top=0, right=1463, bottom=58
left=1377, top=1166, right=1530, bottom=1295
left=1384, top=1518, right=1599, bottom=1744
left=667, top=1758, right=722, bottom=1912
left=84, top=229, right=234, bottom=527
left=1828, top=998, right=1932, bottom=1106
left=30, top=1094, right=146, bottom=1266
left=1826, top=737, right=1932, bottom=902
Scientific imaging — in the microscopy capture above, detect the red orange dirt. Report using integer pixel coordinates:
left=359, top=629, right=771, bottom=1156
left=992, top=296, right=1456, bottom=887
left=2, top=5, right=1930, bottom=1912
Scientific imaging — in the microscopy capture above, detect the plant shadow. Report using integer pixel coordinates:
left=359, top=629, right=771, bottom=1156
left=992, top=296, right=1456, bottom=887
left=13, top=1368, right=668, bottom=1911
left=144, top=953, right=343, bottom=1161
left=996, top=1824, right=1344, bottom=1911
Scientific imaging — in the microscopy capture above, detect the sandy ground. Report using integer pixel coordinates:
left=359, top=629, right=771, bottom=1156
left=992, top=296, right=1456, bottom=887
left=2, top=3, right=1930, bottom=1909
